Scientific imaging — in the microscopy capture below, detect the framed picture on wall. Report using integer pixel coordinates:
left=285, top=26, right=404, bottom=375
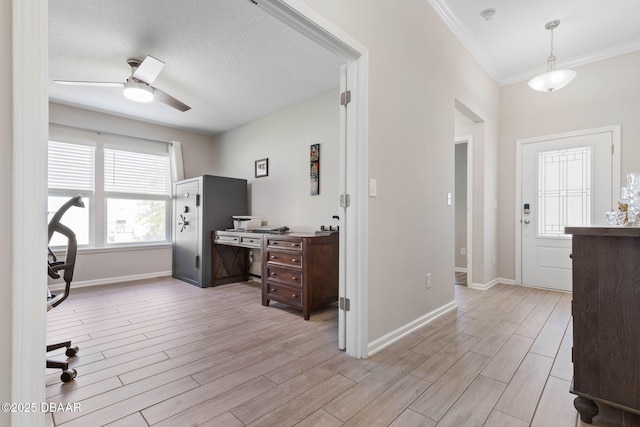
left=255, top=158, right=268, bottom=178
left=310, top=143, right=320, bottom=195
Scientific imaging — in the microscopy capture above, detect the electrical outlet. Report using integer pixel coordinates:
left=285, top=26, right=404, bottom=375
left=426, top=273, right=432, bottom=289
left=460, top=248, right=466, bottom=256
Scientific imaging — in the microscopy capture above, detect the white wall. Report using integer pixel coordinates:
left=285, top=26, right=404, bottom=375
left=210, top=89, right=340, bottom=232
left=0, top=0, right=12, bottom=420
left=300, top=0, right=500, bottom=343
left=498, top=51, right=640, bottom=280
left=48, top=103, right=220, bottom=285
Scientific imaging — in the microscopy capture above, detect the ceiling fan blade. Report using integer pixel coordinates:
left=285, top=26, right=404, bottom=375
left=153, top=87, right=191, bottom=112
left=54, top=80, right=124, bottom=88
left=132, top=56, right=165, bottom=85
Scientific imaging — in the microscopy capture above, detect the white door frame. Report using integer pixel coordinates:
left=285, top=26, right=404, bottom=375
left=514, top=125, right=621, bottom=285
left=12, top=1, right=370, bottom=418
left=258, top=0, right=370, bottom=359
left=454, top=135, right=473, bottom=287
left=11, top=0, right=49, bottom=425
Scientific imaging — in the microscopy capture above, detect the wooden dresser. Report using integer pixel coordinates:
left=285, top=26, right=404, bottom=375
left=565, top=226, right=640, bottom=424
left=262, top=232, right=338, bottom=320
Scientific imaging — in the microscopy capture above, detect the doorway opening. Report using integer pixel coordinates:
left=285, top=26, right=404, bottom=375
left=12, top=0, right=370, bottom=410
left=454, top=138, right=470, bottom=286
left=454, top=101, right=480, bottom=288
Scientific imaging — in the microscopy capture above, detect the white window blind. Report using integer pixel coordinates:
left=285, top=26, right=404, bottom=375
left=104, top=148, right=170, bottom=196
left=48, top=141, right=95, bottom=191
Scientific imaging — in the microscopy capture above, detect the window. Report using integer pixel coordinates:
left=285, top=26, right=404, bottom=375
left=48, top=131, right=171, bottom=248
left=48, top=141, right=94, bottom=246
left=104, top=148, right=170, bottom=244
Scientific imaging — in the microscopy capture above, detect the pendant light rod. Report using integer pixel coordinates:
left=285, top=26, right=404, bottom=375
left=545, top=20, right=559, bottom=71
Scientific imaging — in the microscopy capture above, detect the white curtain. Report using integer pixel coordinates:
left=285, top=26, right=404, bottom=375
left=169, top=141, right=185, bottom=182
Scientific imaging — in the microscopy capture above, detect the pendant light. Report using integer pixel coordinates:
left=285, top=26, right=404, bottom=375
left=528, top=20, right=576, bottom=92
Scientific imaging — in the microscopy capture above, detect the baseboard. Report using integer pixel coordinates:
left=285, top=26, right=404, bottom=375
left=367, top=300, right=458, bottom=356
left=468, top=277, right=516, bottom=290
left=48, top=271, right=172, bottom=292
left=454, top=267, right=467, bottom=273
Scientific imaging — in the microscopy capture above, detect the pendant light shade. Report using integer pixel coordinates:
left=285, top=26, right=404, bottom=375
left=528, top=69, right=577, bottom=92
left=528, top=20, right=576, bottom=92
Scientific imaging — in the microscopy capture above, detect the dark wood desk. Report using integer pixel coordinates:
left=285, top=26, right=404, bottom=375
left=211, top=230, right=263, bottom=286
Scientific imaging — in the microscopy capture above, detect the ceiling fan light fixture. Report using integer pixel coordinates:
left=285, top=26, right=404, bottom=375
left=123, top=80, right=154, bottom=103
left=528, top=20, right=576, bottom=92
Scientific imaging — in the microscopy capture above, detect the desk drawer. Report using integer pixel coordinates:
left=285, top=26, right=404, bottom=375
left=266, top=250, right=303, bottom=268
left=214, top=235, right=240, bottom=245
left=266, top=266, right=302, bottom=288
left=266, top=283, right=302, bottom=306
left=267, top=238, right=303, bottom=251
left=241, top=236, right=262, bottom=247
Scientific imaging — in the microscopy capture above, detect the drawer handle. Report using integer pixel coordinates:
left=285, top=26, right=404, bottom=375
left=270, top=272, right=277, bottom=276
left=270, top=255, right=278, bottom=260
left=292, top=276, right=297, bottom=281
left=271, top=288, right=277, bottom=292
left=291, top=258, right=299, bottom=263
left=272, top=242, right=278, bottom=245
left=292, top=294, right=298, bottom=298
left=291, top=243, right=299, bottom=247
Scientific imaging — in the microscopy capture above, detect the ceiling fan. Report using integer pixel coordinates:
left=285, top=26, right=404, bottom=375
left=54, top=56, right=191, bottom=112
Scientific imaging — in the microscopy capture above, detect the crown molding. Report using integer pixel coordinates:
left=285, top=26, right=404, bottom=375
left=426, top=0, right=500, bottom=84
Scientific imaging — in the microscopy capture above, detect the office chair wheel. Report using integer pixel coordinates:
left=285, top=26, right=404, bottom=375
left=60, top=368, right=77, bottom=383
left=65, top=346, right=79, bottom=357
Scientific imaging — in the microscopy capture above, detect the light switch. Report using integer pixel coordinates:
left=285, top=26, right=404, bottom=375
left=369, top=178, right=377, bottom=197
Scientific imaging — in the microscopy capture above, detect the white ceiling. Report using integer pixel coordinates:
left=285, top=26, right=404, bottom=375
left=50, top=1, right=640, bottom=136
left=48, top=0, right=345, bottom=136
left=430, top=0, right=640, bottom=85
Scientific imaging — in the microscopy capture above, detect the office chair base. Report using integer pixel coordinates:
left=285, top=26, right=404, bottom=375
left=46, top=341, right=79, bottom=383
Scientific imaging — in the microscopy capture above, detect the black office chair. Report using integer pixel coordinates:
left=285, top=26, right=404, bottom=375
left=46, top=195, right=84, bottom=383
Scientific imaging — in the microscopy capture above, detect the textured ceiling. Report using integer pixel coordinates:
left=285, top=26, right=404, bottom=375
left=48, top=0, right=345, bottom=136
left=430, top=0, right=640, bottom=85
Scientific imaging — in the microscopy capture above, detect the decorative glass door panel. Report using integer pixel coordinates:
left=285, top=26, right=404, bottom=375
left=537, top=147, right=591, bottom=238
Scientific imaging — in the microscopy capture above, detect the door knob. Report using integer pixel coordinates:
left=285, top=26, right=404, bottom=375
left=523, top=219, right=530, bottom=224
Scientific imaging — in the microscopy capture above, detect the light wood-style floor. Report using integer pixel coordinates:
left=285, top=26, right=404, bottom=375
left=45, top=277, right=640, bottom=427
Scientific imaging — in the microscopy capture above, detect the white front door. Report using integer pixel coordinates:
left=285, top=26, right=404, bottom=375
left=520, top=129, right=617, bottom=291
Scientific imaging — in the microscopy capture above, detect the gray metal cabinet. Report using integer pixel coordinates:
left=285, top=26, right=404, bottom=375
left=172, top=175, right=247, bottom=287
